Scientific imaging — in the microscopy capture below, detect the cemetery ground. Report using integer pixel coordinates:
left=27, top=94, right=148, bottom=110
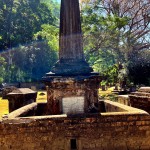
left=0, top=91, right=47, bottom=119
left=0, top=87, right=115, bottom=119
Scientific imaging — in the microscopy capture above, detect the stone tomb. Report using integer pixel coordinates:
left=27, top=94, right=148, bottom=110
left=2, top=100, right=150, bottom=150
left=0, top=0, right=150, bottom=149
left=45, top=76, right=100, bottom=115
left=7, top=88, right=37, bottom=113
left=129, top=87, right=150, bottom=113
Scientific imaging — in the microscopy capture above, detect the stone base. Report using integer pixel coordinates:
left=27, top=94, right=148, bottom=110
left=43, top=74, right=101, bottom=115
left=48, top=59, right=93, bottom=76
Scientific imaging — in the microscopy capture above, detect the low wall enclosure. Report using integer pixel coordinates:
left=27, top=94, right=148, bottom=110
left=0, top=0, right=150, bottom=150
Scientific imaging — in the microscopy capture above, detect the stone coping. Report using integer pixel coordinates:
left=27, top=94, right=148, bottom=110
left=1, top=100, right=148, bottom=123
left=138, top=87, right=150, bottom=92
left=7, top=88, right=37, bottom=95
left=129, top=95, right=150, bottom=99
left=104, top=100, right=143, bottom=112
left=118, top=95, right=129, bottom=98
left=43, top=74, right=101, bottom=83
left=1, top=111, right=149, bottom=125
left=3, top=103, right=38, bottom=119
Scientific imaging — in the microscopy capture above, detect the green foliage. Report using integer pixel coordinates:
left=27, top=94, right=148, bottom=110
left=82, top=5, right=129, bottom=62
left=128, top=50, right=150, bottom=85
left=0, top=57, right=6, bottom=83
left=82, top=10, right=127, bottom=84
left=3, top=41, right=57, bottom=82
left=0, top=0, right=57, bottom=50
left=100, top=15, right=130, bottom=30
left=34, top=24, right=59, bottom=51
left=100, top=80, right=107, bottom=86
left=41, top=0, right=60, bottom=22
left=0, top=0, right=59, bottom=83
left=82, top=0, right=150, bottom=85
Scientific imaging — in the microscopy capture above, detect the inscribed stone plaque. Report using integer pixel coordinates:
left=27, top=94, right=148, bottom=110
left=62, top=97, right=84, bottom=114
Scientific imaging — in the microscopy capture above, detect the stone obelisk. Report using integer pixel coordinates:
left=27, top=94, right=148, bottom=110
left=43, top=0, right=100, bottom=115
left=48, top=0, right=93, bottom=76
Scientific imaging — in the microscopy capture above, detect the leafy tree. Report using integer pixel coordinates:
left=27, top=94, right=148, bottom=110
left=3, top=41, right=57, bottom=82
left=0, top=0, right=59, bottom=83
left=81, top=1, right=127, bottom=84
left=0, top=0, right=56, bottom=50
left=128, top=50, right=150, bottom=85
left=0, top=56, right=6, bottom=83
left=34, top=24, right=59, bottom=51
left=81, top=0, right=150, bottom=85
left=101, top=0, right=150, bottom=59
left=41, top=0, right=60, bottom=22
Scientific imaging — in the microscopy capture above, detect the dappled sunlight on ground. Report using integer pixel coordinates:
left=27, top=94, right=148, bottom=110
left=99, top=86, right=114, bottom=95
left=99, top=86, right=118, bottom=101
left=0, top=97, right=9, bottom=119
left=36, top=91, right=47, bottom=102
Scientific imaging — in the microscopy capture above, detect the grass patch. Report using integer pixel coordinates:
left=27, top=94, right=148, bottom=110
left=0, top=97, right=9, bottom=119
left=36, top=91, right=47, bottom=102
left=99, top=87, right=118, bottom=101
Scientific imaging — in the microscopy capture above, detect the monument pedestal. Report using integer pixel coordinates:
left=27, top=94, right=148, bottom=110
left=50, top=59, right=93, bottom=76
left=44, top=75, right=101, bottom=115
left=43, top=0, right=101, bottom=115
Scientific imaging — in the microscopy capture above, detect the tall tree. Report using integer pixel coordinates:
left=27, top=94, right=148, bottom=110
left=0, top=0, right=56, bottom=50
left=81, top=0, right=150, bottom=84
left=81, top=0, right=150, bottom=60
left=0, top=0, right=59, bottom=83
left=3, top=41, right=57, bottom=82
left=101, top=0, right=150, bottom=58
left=0, top=56, right=6, bottom=83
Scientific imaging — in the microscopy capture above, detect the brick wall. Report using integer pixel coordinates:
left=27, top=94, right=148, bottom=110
left=0, top=113, right=150, bottom=150
left=129, top=95, right=150, bottom=114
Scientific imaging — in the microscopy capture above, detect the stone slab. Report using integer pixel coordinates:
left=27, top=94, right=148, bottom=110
left=62, top=97, right=84, bottom=114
